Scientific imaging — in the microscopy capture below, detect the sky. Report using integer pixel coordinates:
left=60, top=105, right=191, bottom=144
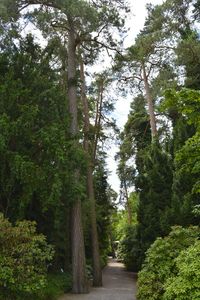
left=106, top=0, right=163, bottom=194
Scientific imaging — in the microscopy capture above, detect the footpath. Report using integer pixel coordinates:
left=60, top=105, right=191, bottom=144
left=59, top=259, right=137, bottom=300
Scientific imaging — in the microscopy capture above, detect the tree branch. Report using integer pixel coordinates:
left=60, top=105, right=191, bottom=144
left=18, top=0, right=62, bottom=12
left=89, top=38, right=123, bottom=57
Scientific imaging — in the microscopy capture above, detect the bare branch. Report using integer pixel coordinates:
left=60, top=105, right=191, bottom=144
left=93, top=24, right=107, bottom=40
left=18, top=3, right=30, bottom=12
left=119, top=74, right=142, bottom=82
left=50, top=20, right=70, bottom=32
left=89, top=38, right=123, bottom=57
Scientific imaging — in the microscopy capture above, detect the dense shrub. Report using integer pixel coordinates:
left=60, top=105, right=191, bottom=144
left=0, top=214, right=54, bottom=300
left=118, top=225, right=141, bottom=271
left=164, top=240, right=200, bottom=300
left=137, top=226, right=200, bottom=300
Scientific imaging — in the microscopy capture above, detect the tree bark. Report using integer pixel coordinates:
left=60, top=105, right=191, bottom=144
left=124, top=180, right=132, bottom=225
left=93, top=81, right=104, bottom=163
left=68, top=21, right=88, bottom=294
left=79, top=56, right=102, bottom=287
left=142, top=63, right=157, bottom=138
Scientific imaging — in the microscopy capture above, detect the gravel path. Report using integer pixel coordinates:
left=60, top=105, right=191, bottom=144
left=59, top=259, right=137, bottom=300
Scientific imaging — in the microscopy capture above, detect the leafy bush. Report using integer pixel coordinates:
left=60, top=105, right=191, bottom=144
left=137, top=226, right=200, bottom=300
left=0, top=214, right=54, bottom=300
left=164, top=240, right=200, bottom=300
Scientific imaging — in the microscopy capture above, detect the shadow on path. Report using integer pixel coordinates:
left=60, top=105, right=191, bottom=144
left=59, top=259, right=137, bottom=300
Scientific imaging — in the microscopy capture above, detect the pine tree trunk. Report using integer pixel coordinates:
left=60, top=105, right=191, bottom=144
left=142, top=63, right=157, bottom=138
left=124, top=180, right=132, bottom=225
left=87, top=165, right=102, bottom=286
left=93, top=81, right=104, bottom=162
left=68, top=21, right=88, bottom=294
left=71, top=200, right=88, bottom=293
left=80, top=57, right=102, bottom=287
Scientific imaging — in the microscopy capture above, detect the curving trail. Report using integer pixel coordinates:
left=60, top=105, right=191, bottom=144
left=59, top=259, right=137, bottom=300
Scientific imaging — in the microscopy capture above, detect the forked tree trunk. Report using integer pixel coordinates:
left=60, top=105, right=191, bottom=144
left=68, top=22, right=88, bottom=294
left=79, top=56, right=102, bottom=287
left=142, top=63, right=157, bottom=138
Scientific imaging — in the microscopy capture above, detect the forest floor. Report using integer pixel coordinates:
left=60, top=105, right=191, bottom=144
left=58, top=258, right=137, bottom=300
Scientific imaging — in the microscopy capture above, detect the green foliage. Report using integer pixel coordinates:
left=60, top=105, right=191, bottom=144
left=162, top=88, right=200, bottom=226
left=192, top=205, right=200, bottom=217
left=176, top=34, right=200, bottom=89
left=164, top=240, right=200, bottom=300
left=0, top=34, right=70, bottom=216
left=110, top=209, right=128, bottom=242
left=36, top=272, right=72, bottom=300
left=0, top=33, right=87, bottom=271
left=136, top=141, right=173, bottom=267
left=0, top=214, right=54, bottom=300
left=137, top=226, right=200, bottom=300
left=117, top=93, right=173, bottom=271
left=94, top=160, right=115, bottom=260
left=176, top=132, right=200, bottom=195
left=118, top=224, right=141, bottom=271
left=111, top=193, right=139, bottom=269
left=117, top=95, right=151, bottom=189
left=169, top=89, right=200, bottom=196
left=163, top=89, right=200, bottom=127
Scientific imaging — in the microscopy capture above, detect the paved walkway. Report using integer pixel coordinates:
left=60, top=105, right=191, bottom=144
left=59, top=259, right=137, bottom=300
